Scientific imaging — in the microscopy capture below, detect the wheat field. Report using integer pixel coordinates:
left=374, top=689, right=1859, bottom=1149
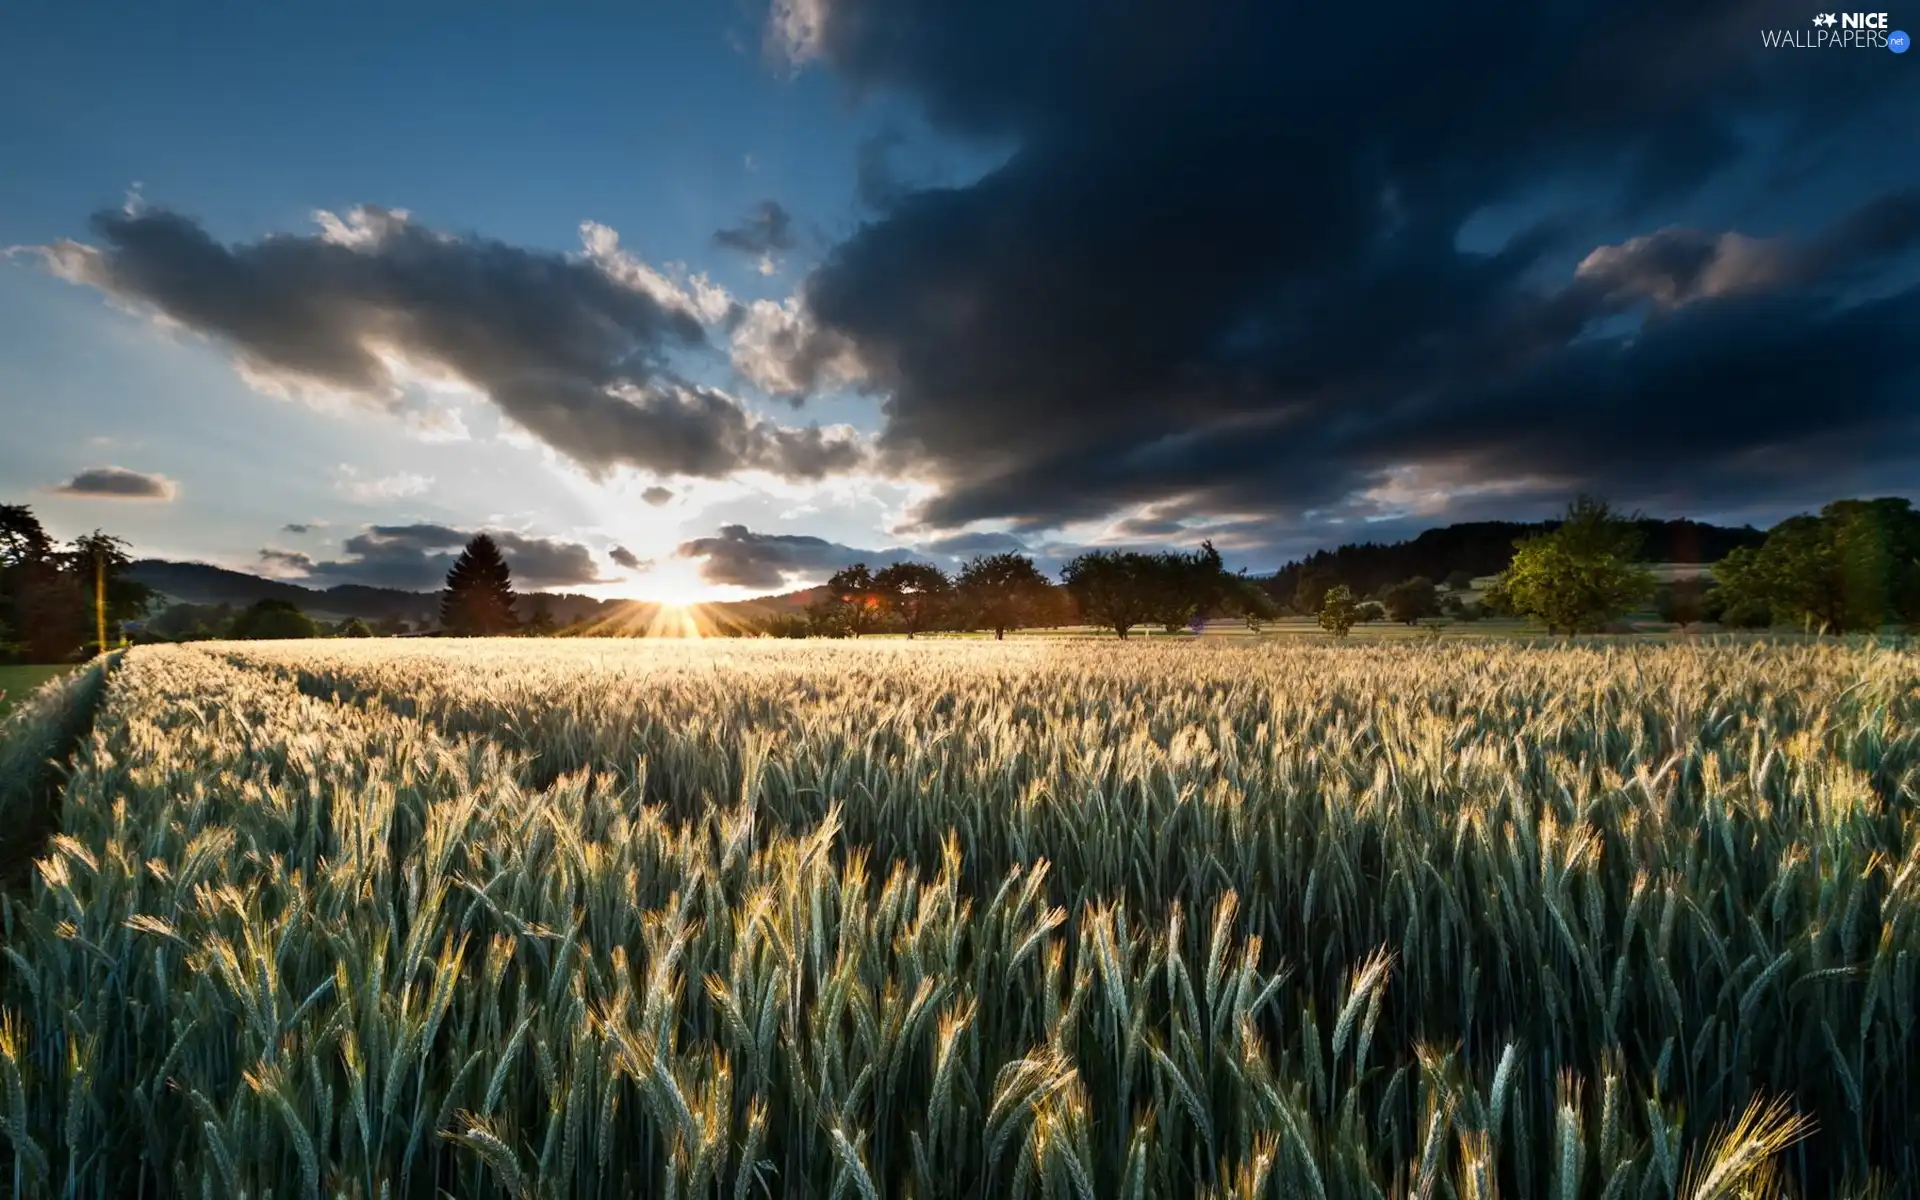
left=1, top=638, right=1916, bottom=1197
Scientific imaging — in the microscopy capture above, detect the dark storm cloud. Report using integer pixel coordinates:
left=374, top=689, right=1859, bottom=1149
left=676, top=524, right=918, bottom=588
left=258, top=548, right=316, bottom=573
left=641, top=486, right=674, bottom=506
left=713, top=200, right=797, bottom=257
left=280, top=522, right=611, bottom=589
left=762, top=0, right=1919, bottom=546
left=609, top=545, right=652, bottom=572
left=52, top=466, right=176, bottom=500
left=919, top=530, right=1027, bottom=558
left=38, top=206, right=864, bottom=482
left=854, top=128, right=907, bottom=210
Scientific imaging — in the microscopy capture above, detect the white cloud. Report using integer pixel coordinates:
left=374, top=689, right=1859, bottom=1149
left=578, top=221, right=735, bottom=324
left=335, top=465, right=434, bottom=501
left=730, top=295, right=868, bottom=396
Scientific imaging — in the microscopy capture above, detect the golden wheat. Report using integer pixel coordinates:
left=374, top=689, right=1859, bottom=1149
left=0, top=636, right=1912, bottom=1196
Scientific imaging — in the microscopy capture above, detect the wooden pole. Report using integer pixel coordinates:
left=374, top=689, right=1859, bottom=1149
left=96, top=553, right=107, bottom=655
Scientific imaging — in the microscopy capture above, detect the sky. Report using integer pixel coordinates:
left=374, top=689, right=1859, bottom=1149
left=2, top=0, right=1916, bottom=603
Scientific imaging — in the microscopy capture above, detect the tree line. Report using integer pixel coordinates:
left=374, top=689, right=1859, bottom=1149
left=7, top=494, right=1918, bottom=659
left=1, top=505, right=153, bottom=662
left=730, top=543, right=1274, bottom=640
left=758, top=495, right=1920, bottom=640
left=1265, top=515, right=1766, bottom=608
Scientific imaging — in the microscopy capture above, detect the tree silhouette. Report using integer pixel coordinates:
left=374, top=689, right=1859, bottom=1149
left=1061, top=550, right=1157, bottom=638
left=523, top=595, right=557, bottom=635
left=1381, top=576, right=1438, bottom=624
left=231, top=599, right=316, bottom=640
left=873, top=562, right=951, bottom=638
left=441, top=535, right=520, bottom=636
left=956, top=553, right=1050, bottom=639
left=825, top=564, right=886, bottom=636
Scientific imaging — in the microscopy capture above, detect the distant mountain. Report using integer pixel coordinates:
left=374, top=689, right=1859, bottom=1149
left=1262, top=517, right=1767, bottom=603
left=126, top=559, right=826, bottom=629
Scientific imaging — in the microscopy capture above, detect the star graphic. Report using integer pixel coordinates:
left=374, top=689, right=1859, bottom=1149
left=1813, top=12, right=1837, bottom=25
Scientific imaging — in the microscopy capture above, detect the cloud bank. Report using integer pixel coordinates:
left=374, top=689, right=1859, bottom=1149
left=52, top=466, right=178, bottom=500
left=39, top=206, right=866, bottom=483
left=749, top=0, right=1919, bottom=554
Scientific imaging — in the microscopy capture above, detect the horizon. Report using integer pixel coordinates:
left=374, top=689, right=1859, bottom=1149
left=123, top=504, right=1799, bottom=607
left=3, top=1, right=1915, bottom=605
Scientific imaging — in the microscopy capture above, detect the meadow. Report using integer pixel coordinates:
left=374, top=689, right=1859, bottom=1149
left=0, top=637, right=1915, bottom=1198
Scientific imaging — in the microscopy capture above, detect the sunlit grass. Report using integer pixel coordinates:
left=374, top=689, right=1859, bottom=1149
left=0, top=637, right=1912, bottom=1196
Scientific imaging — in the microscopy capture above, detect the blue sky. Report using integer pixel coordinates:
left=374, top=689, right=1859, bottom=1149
left=3, top=0, right=1915, bottom=601
left=1, top=2, right=926, bottom=601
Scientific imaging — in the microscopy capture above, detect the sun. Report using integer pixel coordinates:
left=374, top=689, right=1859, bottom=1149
left=644, top=603, right=707, bottom=638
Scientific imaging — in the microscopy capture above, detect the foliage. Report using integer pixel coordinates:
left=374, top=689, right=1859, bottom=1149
left=1381, top=576, right=1439, bottom=624
left=338, top=617, right=375, bottom=638
left=1265, top=516, right=1765, bottom=609
left=1654, top=578, right=1715, bottom=628
left=1317, top=584, right=1361, bottom=635
left=1223, top=574, right=1278, bottom=632
left=1713, top=498, right=1920, bottom=633
left=63, top=530, right=155, bottom=632
left=229, top=598, right=317, bottom=640
left=1, top=510, right=154, bottom=663
left=1355, top=600, right=1386, bottom=623
left=1060, top=550, right=1158, bottom=638
left=1291, top=566, right=1340, bottom=617
left=873, top=562, right=953, bottom=638
left=956, top=553, right=1052, bottom=639
left=142, top=602, right=236, bottom=642
left=0, top=505, right=57, bottom=568
left=759, top=613, right=813, bottom=639
left=1488, top=496, right=1657, bottom=634
left=824, top=565, right=888, bottom=636
left=521, top=595, right=557, bottom=636
left=441, top=534, right=520, bottom=636
left=805, top=596, right=855, bottom=637
left=1143, top=541, right=1230, bottom=633
left=3, top=638, right=1911, bottom=1197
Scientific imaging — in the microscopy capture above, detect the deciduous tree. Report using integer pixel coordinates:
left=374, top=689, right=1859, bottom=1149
left=1318, top=585, right=1361, bottom=636
left=1712, top=498, right=1920, bottom=632
left=1488, top=496, right=1655, bottom=634
left=231, top=598, right=317, bottom=640
left=1061, top=551, right=1157, bottom=638
left=1381, top=576, right=1438, bottom=625
left=823, top=564, right=887, bottom=636
left=873, top=562, right=952, bottom=638
left=956, top=553, right=1050, bottom=639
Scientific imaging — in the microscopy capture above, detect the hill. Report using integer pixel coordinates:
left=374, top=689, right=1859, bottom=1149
left=1261, top=517, right=1766, bottom=604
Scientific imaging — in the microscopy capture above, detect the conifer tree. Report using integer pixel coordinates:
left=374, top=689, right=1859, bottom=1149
left=440, top=534, right=519, bottom=635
